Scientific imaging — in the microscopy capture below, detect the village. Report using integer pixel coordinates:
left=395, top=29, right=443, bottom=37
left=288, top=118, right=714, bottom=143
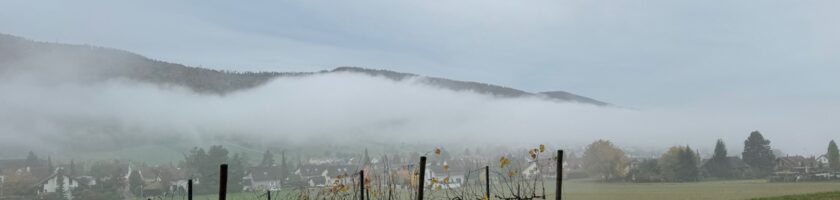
left=2, top=131, right=840, bottom=200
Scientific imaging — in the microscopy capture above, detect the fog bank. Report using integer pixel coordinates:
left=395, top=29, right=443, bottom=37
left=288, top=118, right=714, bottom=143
left=1, top=72, right=837, bottom=158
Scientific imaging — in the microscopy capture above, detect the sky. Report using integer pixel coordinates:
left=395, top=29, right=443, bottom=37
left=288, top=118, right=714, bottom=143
left=1, top=0, right=840, bottom=157
left=2, top=0, right=839, bottom=107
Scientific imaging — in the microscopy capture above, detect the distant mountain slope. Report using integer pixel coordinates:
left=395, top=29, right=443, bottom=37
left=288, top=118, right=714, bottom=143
left=0, top=33, right=307, bottom=94
left=0, top=33, right=608, bottom=105
left=331, top=67, right=609, bottom=105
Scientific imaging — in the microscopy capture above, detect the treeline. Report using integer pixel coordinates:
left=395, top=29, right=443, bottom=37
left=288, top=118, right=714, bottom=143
left=176, top=145, right=248, bottom=195
left=582, top=131, right=779, bottom=182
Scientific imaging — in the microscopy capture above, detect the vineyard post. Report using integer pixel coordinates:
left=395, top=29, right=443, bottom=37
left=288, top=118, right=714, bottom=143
left=485, top=166, right=490, bottom=199
left=417, top=156, right=427, bottom=200
left=187, top=179, right=193, bottom=200
left=556, top=150, right=563, bottom=200
left=360, top=170, right=365, bottom=200
left=267, top=189, right=271, bottom=200
left=220, top=164, right=228, bottom=200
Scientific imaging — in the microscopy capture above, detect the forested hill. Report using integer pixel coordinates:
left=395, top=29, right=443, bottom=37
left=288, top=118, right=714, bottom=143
left=331, top=67, right=609, bottom=106
left=0, top=33, right=608, bottom=105
left=0, top=33, right=307, bottom=94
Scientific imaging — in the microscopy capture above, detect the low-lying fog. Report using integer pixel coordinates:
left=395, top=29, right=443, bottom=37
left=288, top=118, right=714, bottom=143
left=1, top=71, right=837, bottom=159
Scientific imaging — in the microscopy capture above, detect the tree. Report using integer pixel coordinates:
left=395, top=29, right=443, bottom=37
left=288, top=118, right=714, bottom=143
left=582, top=140, right=629, bottom=181
left=678, top=146, right=700, bottom=181
left=742, top=131, right=775, bottom=177
left=260, top=150, right=275, bottom=167
left=51, top=169, right=70, bottom=200
left=627, top=159, right=660, bottom=182
left=658, top=146, right=699, bottom=182
left=713, top=139, right=727, bottom=160
left=706, top=139, right=732, bottom=178
left=26, top=151, right=39, bottom=168
left=279, top=150, right=288, bottom=183
left=129, top=170, right=143, bottom=197
left=47, top=156, right=54, bottom=173
left=828, top=140, right=840, bottom=171
left=202, top=145, right=229, bottom=194
left=363, top=148, right=372, bottom=166
left=183, top=145, right=235, bottom=194
left=228, top=153, right=246, bottom=193
left=69, top=160, right=76, bottom=177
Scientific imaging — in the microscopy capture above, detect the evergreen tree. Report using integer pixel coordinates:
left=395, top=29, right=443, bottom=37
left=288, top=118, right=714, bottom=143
left=679, top=146, right=699, bottom=181
left=26, top=151, right=39, bottom=168
left=228, top=153, right=246, bottom=193
left=69, top=160, right=76, bottom=177
left=363, top=148, right=371, bottom=166
left=713, top=139, right=727, bottom=160
left=659, top=146, right=699, bottom=182
left=47, top=156, right=54, bottom=172
left=707, top=139, right=732, bottom=178
left=129, top=170, right=143, bottom=197
left=742, top=131, right=776, bottom=177
left=828, top=140, right=840, bottom=171
left=280, top=150, right=288, bottom=182
left=627, top=159, right=660, bottom=182
left=52, top=169, right=69, bottom=200
left=200, top=145, right=230, bottom=194
left=260, top=150, right=275, bottom=167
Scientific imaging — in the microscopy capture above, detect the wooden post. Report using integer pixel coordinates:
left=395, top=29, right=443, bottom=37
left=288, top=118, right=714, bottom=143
left=485, top=166, right=490, bottom=199
left=360, top=170, right=365, bottom=200
left=220, top=164, right=228, bottom=200
left=267, top=190, right=271, bottom=200
left=556, top=150, right=563, bottom=200
left=187, top=179, right=193, bottom=200
left=417, top=156, right=427, bottom=200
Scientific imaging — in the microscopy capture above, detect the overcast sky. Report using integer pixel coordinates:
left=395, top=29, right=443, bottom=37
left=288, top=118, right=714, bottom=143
left=1, top=0, right=838, bottom=107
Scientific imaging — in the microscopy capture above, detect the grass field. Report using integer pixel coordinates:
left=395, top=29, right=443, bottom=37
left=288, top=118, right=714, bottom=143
left=135, top=179, right=840, bottom=200
left=752, top=191, right=840, bottom=200
left=555, top=179, right=840, bottom=200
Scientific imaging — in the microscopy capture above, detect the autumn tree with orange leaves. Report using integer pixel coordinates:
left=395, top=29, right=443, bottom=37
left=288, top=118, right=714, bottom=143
left=582, top=140, right=629, bottom=181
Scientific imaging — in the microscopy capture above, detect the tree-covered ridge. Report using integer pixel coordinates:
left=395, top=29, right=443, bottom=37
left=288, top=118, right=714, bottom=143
left=0, top=33, right=309, bottom=95
left=0, top=33, right=608, bottom=105
left=332, top=67, right=609, bottom=106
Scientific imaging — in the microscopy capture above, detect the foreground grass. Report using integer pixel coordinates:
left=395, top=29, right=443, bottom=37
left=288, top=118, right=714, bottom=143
left=752, top=191, right=840, bottom=200
left=552, top=179, right=840, bottom=200
left=134, top=179, right=840, bottom=200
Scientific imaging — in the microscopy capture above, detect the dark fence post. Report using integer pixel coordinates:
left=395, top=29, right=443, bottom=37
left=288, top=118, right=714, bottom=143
left=187, top=179, right=193, bottom=200
left=417, top=156, right=427, bottom=200
left=267, top=189, right=271, bottom=200
left=485, top=166, right=490, bottom=199
left=556, top=150, right=563, bottom=200
left=360, top=170, right=365, bottom=200
left=220, top=164, right=228, bottom=200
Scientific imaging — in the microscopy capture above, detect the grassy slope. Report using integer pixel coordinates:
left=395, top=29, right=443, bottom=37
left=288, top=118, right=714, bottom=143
left=554, top=179, right=840, bottom=200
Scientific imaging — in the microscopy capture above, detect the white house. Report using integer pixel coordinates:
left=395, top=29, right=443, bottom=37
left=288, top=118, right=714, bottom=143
left=37, top=170, right=80, bottom=199
left=245, top=166, right=284, bottom=191
left=294, top=164, right=357, bottom=188
left=425, top=162, right=465, bottom=189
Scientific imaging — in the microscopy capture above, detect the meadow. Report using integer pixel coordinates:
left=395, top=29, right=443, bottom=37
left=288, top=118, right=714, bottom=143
left=557, top=179, right=840, bottom=200
left=137, top=179, right=840, bottom=200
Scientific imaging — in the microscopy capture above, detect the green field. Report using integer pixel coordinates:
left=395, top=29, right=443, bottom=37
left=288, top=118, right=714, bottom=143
left=752, top=191, right=840, bottom=200
left=134, top=180, right=840, bottom=200
left=555, top=179, right=840, bottom=200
